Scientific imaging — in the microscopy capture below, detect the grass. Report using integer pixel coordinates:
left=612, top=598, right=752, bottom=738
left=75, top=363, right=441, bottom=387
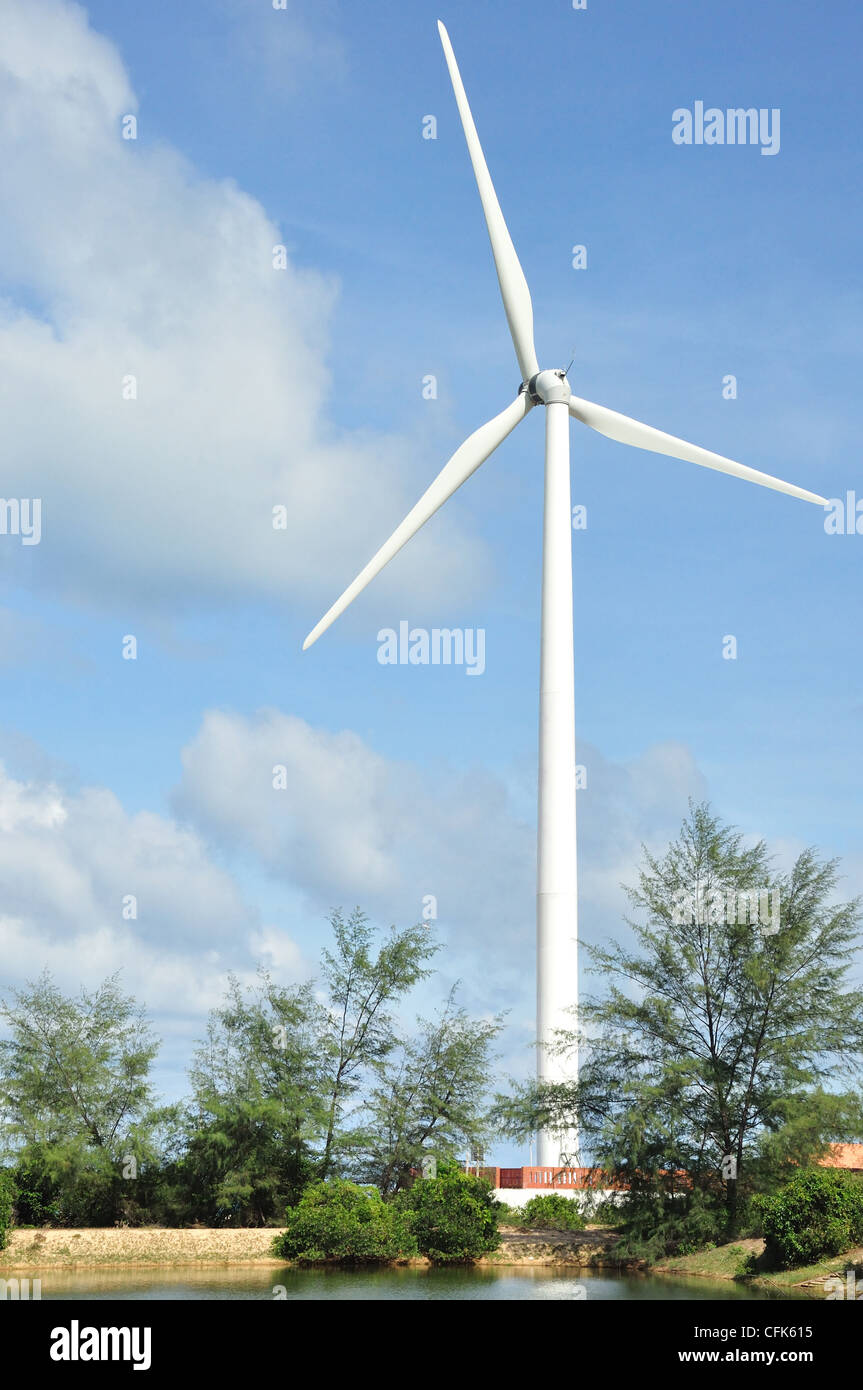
left=655, top=1237, right=863, bottom=1293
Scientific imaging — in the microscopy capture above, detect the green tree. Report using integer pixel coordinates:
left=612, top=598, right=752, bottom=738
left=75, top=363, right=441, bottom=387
left=0, top=1169, right=17, bottom=1249
left=360, top=988, right=503, bottom=1195
left=318, top=909, right=437, bottom=1176
left=177, top=911, right=439, bottom=1220
left=497, top=805, right=863, bottom=1248
left=180, top=972, right=328, bottom=1224
left=0, top=972, right=160, bottom=1225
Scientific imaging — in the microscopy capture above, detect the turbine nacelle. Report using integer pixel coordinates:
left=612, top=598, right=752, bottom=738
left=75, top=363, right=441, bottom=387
left=526, top=369, right=572, bottom=406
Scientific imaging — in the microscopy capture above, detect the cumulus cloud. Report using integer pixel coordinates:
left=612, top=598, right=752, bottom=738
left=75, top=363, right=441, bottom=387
left=170, top=706, right=715, bottom=1082
left=0, top=760, right=304, bottom=1021
left=0, top=0, right=488, bottom=619
left=173, top=708, right=710, bottom=995
left=173, top=707, right=535, bottom=949
left=0, top=709, right=713, bottom=1091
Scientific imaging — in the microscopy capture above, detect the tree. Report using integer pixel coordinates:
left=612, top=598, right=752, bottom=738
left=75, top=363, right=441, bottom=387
left=359, top=988, right=503, bottom=1194
left=180, top=972, right=328, bottom=1224
left=0, top=972, right=160, bottom=1224
left=0, top=1169, right=17, bottom=1249
left=496, top=804, right=863, bottom=1247
left=318, top=909, right=437, bottom=1176
left=177, top=911, right=440, bottom=1220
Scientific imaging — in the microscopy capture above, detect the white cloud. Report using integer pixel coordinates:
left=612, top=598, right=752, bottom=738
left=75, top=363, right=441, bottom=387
left=173, top=707, right=535, bottom=944
left=0, top=760, right=304, bottom=1020
left=0, top=768, right=66, bottom=832
left=173, top=707, right=710, bottom=965
left=171, top=707, right=715, bottom=1080
left=0, top=0, right=488, bottom=620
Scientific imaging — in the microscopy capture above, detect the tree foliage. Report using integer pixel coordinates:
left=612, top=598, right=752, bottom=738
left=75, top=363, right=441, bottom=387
left=0, top=912, right=499, bottom=1227
left=271, top=1179, right=416, bottom=1264
left=177, top=973, right=328, bottom=1225
left=0, top=972, right=161, bottom=1225
left=496, top=804, right=863, bottom=1252
left=318, top=909, right=438, bottom=1176
left=398, top=1162, right=500, bottom=1263
left=755, top=1168, right=863, bottom=1269
left=359, top=988, right=504, bottom=1194
left=0, top=1169, right=16, bottom=1249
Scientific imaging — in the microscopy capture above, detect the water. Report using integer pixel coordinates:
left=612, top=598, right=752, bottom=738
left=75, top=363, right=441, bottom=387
left=27, top=1265, right=814, bottom=1301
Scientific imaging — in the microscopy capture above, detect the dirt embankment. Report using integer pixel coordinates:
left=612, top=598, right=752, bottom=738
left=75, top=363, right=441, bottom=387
left=1, top=1227, right=286, bottom=1269
left=1, top=1224, right=624, bottom=1270
left=483, top=1225, right=624, bottom=1267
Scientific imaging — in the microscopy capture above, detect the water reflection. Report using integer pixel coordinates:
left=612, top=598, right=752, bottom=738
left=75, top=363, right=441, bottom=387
left=25, top=1263, right=815, bottom=1301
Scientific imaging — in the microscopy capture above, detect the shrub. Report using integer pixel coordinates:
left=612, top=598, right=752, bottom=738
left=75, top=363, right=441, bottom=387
left=520, top=1192, right=586, bottom=1231
left=754, top=1168, right=863, bottom=1270
left=590, top=1198, right=622, bottom=1227
left=399, top=1163, right=500, bottom=1263
left=608, top=1185, right=727, bottom=1262
left=497, top=1201, right=524, bottom=1227
left=271, top=1180, right=416, bottom=1264
left=731, top=1246, right=758, bottom=1279
left=0, top=1170, right=17, bottom=1251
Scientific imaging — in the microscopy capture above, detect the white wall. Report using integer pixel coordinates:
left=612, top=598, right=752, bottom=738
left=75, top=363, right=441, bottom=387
left=494, top=1188, right=626, bottom=1210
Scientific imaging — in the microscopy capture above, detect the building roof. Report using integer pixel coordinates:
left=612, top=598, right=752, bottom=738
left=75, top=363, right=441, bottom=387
left=820, top=1143, right=863, bottom=1170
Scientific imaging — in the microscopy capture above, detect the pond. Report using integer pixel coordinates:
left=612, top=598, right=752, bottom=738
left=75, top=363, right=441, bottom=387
left=26, top=1265, right=814, bottom=1301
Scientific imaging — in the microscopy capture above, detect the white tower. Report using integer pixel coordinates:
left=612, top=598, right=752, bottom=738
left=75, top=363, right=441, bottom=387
left=535, top=375, right=579, bottom=1167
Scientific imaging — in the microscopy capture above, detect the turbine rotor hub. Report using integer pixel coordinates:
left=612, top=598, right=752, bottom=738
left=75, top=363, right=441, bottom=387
left=526, top=369, right=571, bottom=406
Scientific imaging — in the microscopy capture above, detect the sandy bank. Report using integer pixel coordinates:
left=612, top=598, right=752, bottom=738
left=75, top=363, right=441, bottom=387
left=1, top=1226, right=286, bottom=1269
left=0, top=1223, right=623, bottom=1270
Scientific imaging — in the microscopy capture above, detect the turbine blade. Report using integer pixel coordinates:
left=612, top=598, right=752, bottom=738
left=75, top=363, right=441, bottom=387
left=303, top=393, right=534, bottom=650
left=568, top=394, right=827, bottom=506
left=437, top=20, right=540, bottom=385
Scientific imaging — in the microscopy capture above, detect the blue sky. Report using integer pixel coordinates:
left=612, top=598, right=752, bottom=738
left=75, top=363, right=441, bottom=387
left=0, top=0, right=861, bottom=1162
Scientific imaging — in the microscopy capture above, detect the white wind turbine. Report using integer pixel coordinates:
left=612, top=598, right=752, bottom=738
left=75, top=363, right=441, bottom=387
left=303, top=21, right=827, bottom=1168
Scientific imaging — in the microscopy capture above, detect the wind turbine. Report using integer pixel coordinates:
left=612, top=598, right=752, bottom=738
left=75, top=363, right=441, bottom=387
left=303, top=21, right=827, bottom=1168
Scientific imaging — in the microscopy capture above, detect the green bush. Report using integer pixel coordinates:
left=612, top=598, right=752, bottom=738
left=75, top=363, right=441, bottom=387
left=496, top=1201, right=524, bottom=1226
left=754, top=1168, right=863, bottom=1270
left=607, top=1184, right=728, bottom=1262
left=520, top=1192, right=586, bottom=1231
left=399, top=1164, right=500, bottom=1263
left=0, top=1170, right=18, bottom=1251
left=590, top=1198, right=622, bottom=1227
left=271, top=1180, right=416, bottom=1264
